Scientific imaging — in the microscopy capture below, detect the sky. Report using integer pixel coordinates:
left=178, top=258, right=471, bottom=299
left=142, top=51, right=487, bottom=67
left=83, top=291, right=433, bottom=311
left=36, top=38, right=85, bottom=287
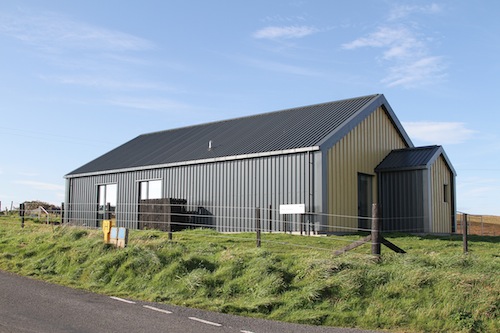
left=1, top=1, right=499, bottom=215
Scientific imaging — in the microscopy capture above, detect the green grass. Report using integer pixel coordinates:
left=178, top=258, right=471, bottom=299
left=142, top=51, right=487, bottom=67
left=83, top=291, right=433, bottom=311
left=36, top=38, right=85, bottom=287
left=0, top=216, right=499, bottom=333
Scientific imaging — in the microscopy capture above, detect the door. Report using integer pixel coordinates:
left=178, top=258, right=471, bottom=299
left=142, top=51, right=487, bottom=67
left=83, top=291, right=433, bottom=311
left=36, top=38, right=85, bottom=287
left=358, top=173, right=373, bottom=231
left=97, top=183, right=117, bottom=227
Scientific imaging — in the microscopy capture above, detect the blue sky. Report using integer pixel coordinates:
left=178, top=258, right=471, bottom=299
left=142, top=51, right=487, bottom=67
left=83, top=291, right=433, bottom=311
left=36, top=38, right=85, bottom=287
left=1, top=1, right=499, bottom=215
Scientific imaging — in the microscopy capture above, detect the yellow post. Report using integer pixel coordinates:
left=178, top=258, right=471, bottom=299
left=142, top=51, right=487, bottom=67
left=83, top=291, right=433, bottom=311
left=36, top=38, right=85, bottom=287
left=102, top=219, right=115, bottom=244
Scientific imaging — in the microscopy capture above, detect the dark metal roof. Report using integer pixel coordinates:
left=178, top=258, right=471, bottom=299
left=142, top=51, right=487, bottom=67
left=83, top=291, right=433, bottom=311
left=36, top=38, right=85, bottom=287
left=67, top=94, right=407, bottom=177
left=376, top=145, right=456, bottom=175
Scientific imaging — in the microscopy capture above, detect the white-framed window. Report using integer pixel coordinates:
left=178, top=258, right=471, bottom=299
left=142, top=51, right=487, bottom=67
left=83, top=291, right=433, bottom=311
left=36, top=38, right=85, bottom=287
left=139, top=180, right=162, bottom=200
left=97, top=183, right=117, bottom=225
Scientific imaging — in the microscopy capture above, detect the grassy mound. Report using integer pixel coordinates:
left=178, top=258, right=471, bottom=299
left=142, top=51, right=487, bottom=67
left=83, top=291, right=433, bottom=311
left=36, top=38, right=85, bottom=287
left=1, top=216, right=498, bottom=332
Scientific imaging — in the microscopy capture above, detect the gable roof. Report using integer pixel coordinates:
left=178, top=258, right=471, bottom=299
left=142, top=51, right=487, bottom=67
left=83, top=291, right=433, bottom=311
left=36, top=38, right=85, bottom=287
left=66, top=94, right=412, bottom=177
left=375, top=145, right=457, bottom=175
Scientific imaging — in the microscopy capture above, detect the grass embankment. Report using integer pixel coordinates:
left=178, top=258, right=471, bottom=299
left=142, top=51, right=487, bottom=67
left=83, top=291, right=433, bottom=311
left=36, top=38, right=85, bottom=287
left=0, top=216, right=498, bottom=333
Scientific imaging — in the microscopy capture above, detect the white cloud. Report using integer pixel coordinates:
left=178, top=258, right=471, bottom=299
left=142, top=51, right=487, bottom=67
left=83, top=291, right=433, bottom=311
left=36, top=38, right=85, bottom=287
left=389, top=3, right=442, bottom=21
left=382, top=56, right=446, bottom=87
left=342, top=25, right=446, bottom=88
left=262, top=15, right=307, bottom=23
left=403, top=121, right=476, bottom=145
left=343, top=27, right=409, bottom=50
left=456, top=175, right=500, bottom=215
left=0, top=10, right=153, bottom=52
left=15, top=180, right=64, bottom=192
left=342, top=26, right=426, bottom=60
left=342, top=2, right=445, bottom=89
left=253, top=25, right=317, bottom=39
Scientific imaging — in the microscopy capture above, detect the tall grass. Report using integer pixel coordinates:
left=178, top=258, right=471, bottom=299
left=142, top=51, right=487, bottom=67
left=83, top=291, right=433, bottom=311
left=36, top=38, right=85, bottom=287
left=0, top=216, right=498, bottom=332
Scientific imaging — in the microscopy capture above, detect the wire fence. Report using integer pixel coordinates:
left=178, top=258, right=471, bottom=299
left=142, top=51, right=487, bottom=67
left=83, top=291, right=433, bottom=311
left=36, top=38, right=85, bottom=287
left=6, top=202, right=499, bottom=235
left=456, top=212, right=500, bottom=236
left=0, top=209, right=361, bottom=254
left=0, top=201, right=417, bottom=254
left=59, top=201, right=440, bottom=234
left=3, top=203, right=498, bottom=256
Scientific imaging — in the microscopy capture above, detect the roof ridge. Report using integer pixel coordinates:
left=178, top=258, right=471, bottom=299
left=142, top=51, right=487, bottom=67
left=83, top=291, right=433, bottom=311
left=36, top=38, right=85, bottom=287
left=392, top=145, right=441, bottom=152
left=140, top=94, right=381, bottom=137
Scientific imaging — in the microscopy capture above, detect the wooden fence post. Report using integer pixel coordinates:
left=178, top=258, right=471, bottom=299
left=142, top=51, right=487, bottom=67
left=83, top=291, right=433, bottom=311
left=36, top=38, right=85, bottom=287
left=300, top=214, right=303, bottom=235
left=166, top=199, right=172, bottom=241
left=481, top=215, right=484, bottom=236
left=106, top=203, right=111, bottom=220
left=334, top=203, right=405, bottom=257
left=463, top=213, right=468, bottom=254
left=306, top=214, right=310, bottom=236
left=20, top=203, right=25, bottom=228
left=256, top=207, right=261, bottom=248
left=61, top=202, right=65, bottom=224
left=371, top=204, right=381, bottom=258
left=268, top=204, right=272, bottom=233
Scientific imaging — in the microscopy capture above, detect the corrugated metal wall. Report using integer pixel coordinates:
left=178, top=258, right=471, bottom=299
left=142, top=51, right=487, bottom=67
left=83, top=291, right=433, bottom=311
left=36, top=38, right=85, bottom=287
left=377, top=170, right=426, bottom=232
left=377, top=154, right=455, bottom=234
left=430, top=155, right=453, bottom=233
left=66, top=151, right=323, bottom=232
left=325, top=107, right=408, bottom=232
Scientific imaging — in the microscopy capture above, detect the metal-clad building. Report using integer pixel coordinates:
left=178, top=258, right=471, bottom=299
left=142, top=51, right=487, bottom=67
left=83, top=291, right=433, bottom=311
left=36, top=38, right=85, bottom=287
left=375, top=146, right=457, bottom=233
left=65, top=94, right=457, bottom=234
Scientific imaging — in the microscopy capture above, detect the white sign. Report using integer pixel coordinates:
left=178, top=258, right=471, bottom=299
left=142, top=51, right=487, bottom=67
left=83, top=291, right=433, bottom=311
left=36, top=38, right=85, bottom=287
left=279, top=204, right=305, bottom=215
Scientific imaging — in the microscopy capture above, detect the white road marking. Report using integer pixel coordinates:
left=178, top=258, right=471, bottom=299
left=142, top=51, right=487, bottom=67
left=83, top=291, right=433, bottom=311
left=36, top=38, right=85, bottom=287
left=109, top=296, right=136, bottom=304
left=188, top=316, right=222, bottom=327
left=143, top=305, right=173, bottom=314
left=241, top=330, right=255, bottom=333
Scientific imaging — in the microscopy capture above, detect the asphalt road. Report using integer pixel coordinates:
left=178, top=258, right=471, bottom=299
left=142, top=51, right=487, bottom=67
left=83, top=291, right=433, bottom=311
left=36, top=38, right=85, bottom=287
left=0, top=270, right=379, bottom=333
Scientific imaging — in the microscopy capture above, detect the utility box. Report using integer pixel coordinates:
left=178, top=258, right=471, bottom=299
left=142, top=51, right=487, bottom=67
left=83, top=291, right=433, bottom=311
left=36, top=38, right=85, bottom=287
left=117, top=227, right=129, bottom=248
left=102, top=219, right=115, bottom=244
left=109, top=227, right=118, bottom=246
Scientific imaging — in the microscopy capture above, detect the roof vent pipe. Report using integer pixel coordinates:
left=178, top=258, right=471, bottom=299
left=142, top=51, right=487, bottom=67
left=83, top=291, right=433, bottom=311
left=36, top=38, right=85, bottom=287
left=208, top=140, right=212, bottom=151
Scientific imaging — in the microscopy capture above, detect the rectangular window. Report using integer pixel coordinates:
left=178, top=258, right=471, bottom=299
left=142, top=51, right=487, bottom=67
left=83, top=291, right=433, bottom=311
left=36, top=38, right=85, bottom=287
left=97, top=183, right=117, bottom=226
left=444, top=184, right=449, bottom=203
left=139, top=180, right=162, bottom=200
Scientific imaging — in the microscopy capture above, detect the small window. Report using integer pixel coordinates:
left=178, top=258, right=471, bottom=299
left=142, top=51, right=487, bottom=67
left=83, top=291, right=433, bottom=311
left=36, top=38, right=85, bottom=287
left=139, top=180, right=162, bottom=200
left=443, top=184, right=449, bottom=203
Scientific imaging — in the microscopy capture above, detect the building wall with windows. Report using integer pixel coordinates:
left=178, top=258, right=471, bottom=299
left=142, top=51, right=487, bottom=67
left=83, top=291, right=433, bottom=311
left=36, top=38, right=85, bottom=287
left=65, top=151, right=323, bottom=232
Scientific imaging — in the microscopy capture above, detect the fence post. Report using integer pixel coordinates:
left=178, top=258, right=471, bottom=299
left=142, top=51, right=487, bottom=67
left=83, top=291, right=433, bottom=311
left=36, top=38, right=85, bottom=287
left=106, top=203, right=111, bottom=220
left=463, top=213, right=468, bottom=254
left=268, top=204, right=272, bottom=233
left=20, top=203, right=25, bottom=228
left=371, top=203, right=381, bottom=259
left=481, top=215, right=483, bottom=236
left=166, top=199, right=172, bottom=241
left=61, top=202, right=65, bottom=224
left=306, top=214, right=310, bottom=235
left=256, top=207, right=261, bottom=248
left=300, top=214, right=303, bottom=235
